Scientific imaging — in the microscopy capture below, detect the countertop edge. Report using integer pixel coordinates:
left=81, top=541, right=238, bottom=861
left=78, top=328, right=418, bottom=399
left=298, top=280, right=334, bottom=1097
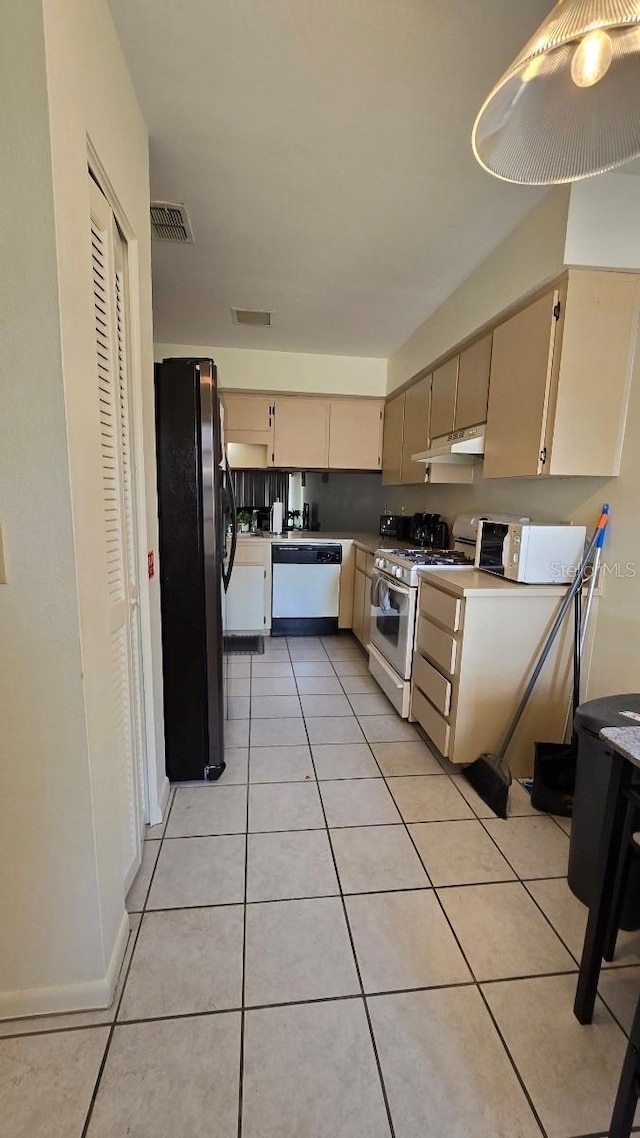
left=600, top=726, right=640, bottom=766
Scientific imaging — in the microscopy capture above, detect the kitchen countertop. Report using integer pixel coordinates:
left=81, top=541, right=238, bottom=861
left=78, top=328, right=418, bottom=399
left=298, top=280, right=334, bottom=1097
left=600, top=726, right=640, bottom=768
left=236, top=532, right=396, bottom=554
left=417, top=567, right=588, bottom=598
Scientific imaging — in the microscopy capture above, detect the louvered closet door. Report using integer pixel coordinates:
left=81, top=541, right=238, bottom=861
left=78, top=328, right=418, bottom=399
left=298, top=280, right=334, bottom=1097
left=90, top=177, right=145, bottom=892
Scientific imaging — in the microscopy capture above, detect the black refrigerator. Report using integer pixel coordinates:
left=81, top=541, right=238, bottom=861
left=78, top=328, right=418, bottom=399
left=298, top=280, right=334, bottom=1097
left=155, top=358, right=237, bottom=782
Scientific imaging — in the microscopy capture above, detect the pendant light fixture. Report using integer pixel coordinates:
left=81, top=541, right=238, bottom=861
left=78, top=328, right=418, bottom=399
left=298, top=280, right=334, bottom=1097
left=472, top=0, right=640, bottom=184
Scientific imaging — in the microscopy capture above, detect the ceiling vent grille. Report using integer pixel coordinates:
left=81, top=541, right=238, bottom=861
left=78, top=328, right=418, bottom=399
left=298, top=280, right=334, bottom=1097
left=231, top=308, right=273, bottom=327
left=150, top=202, right=194, bottom=243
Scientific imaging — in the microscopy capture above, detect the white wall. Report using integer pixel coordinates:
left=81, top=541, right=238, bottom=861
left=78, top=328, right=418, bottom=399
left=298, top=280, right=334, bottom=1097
left=565, top=173, right=640, bottom=272
left=0, top=0, right=106, bottom=1015
left=155, top=343, right=387, bottom=396
left=387, top=189, right=570, bottom=392
left=0, top=0, right=160, bottom=1017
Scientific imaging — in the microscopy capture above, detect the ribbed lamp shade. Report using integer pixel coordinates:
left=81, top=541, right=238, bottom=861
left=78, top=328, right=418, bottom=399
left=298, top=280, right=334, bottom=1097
left=472, top=0, right=640, bottom=184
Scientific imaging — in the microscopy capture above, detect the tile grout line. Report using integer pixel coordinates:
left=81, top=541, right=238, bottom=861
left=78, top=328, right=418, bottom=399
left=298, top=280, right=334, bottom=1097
left=389, top=742, right=636, bottom=1097
left=54, top=634, right=632, bottom=1133
left=236, top=650, right=255, bottom=1138
left=360, top=733, right=552, bottom=1138
left=79, top=788, right=179, bottom=1136
left=453, top=785, right=611, bottom=993
left=294, top=649, right=398, bottom=1138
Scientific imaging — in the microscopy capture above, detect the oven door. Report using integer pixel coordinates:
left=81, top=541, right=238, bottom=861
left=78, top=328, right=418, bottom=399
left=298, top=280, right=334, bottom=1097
left=369, top=568, right=417, bottom=681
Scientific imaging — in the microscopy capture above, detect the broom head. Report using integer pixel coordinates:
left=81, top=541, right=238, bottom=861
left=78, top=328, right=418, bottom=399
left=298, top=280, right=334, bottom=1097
left=463, top=754, right=512, bottom=820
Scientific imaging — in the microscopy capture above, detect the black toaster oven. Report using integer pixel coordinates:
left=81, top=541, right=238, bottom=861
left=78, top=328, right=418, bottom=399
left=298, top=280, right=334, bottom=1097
left=379, top=514, right=412, bottom=540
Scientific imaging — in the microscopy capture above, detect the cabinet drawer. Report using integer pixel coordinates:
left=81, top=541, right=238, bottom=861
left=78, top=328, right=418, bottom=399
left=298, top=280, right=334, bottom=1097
left=419, top=583, right=461, bottom=632
left=411, top=687, right=451, bottom=757
left=416, top=618, right=458, bottom=676
left=235, top=542, right=268, bottom=566
left=413, top=652, right=452, bottom=717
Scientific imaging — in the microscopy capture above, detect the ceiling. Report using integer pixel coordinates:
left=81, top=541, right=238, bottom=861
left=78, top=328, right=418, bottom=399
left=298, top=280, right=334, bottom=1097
left=109, top=0, right=552, bottom=358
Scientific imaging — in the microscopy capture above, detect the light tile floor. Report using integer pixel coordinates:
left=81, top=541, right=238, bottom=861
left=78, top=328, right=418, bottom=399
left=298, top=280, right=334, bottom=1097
left=3, top=632, right=640, bottom=1138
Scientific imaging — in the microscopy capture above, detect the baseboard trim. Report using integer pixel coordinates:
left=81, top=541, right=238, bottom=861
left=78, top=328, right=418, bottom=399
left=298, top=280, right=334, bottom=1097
left=149, top=774, right=171, bottom=828
left=0, top=909, right=130, bottom=1022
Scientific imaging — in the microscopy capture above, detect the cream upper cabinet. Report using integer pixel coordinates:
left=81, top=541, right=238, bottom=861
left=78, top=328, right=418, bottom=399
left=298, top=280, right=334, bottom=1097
left=272, top=397, right=330, bottom=468
left=328, top=399, right=383, bottom=470
left=221, top=393, right=273, bottom=442
left=401, top=375, right=430, bottom=484
left=484, top=270, right=640, bottom=479
left=381, top=391, right=405, bottom=485
left=455, top=334, right=492, bottom=431
left=429, top=357, right=458, bottom=442
left=483, top=289, right=559, bottom=479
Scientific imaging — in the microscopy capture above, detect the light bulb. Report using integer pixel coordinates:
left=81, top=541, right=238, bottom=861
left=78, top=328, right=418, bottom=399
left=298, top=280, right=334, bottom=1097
left=522, top=55, right=544, bottom=82
left=571, top=28, right=613, bottom=88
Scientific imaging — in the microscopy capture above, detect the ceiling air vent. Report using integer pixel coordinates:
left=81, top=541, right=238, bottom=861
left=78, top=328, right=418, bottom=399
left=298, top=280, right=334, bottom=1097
left=232, top=308, right=273, bottom=327
left=150, top=201, right=194, bottom=243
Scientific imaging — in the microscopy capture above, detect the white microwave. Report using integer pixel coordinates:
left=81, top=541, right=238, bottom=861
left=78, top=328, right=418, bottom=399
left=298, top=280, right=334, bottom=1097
left=476, top=521, right=587, bottom=584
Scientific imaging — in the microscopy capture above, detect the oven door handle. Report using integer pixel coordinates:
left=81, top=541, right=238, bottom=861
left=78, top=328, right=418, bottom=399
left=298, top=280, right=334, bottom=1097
left=373, top=570, right=412, bottom=600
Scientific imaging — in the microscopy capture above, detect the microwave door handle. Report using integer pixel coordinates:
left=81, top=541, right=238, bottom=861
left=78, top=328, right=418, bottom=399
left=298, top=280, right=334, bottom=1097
left=502, top=529, right=511, bottom=574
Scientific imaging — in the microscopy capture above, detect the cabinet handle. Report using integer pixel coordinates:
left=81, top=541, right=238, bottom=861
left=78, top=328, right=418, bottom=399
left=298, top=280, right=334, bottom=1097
left=539, top=447, right=547, bottom=466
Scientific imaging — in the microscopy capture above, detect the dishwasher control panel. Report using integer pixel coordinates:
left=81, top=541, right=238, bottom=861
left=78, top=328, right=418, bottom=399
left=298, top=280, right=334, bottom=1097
left=271, top=544, right=342, bottom=565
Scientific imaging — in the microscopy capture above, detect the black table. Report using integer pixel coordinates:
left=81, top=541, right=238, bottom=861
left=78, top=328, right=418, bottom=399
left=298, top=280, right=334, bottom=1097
left=574, top=725, right=640, bottom=1138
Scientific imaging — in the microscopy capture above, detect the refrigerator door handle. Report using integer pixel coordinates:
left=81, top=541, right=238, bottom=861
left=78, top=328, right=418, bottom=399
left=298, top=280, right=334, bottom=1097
left=222, top=467, right=237, bottom=593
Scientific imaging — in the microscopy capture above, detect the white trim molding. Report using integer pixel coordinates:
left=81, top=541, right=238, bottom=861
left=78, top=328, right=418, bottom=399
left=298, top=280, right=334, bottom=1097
left=0, top=910, right=130, bottom=1022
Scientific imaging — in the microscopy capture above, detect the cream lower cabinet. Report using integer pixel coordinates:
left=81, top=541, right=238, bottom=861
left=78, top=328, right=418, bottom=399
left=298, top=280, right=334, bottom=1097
left=351, top=547, right=374, bottom=646
left=410, top=577, right=575, bottom=778
left=224, top=540, right=271, bottom=633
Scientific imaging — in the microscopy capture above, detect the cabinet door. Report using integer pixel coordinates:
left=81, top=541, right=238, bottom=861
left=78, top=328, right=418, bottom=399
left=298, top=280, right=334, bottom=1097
left=455, top=335, right=492, bottom=430
left=352, top=568, right=366, bottom=644
left=381, top=392, right=405, bottom=485
left=483, top=289, right=559, bottom=479
left=225, top=565, right=265, bottom=631
left=429, top=357, right=458, bottom=442
left=222, top=393, right=273, bottom=434
left=329, top=400, right=383, bottom=470
left=272, top=398, right=330, bottom=468
left=401, top=376, right=430, bottom=484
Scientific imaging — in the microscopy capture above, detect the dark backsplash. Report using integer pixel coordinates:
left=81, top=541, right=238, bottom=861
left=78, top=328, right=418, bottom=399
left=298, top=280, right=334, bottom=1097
left=231, top=469, right=289, bottom=514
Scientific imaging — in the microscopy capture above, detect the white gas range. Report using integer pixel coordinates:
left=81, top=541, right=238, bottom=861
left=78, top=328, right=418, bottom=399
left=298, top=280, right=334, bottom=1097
left=373, top=547, right=473, bottom=587
left=368, top=545, right=473, bottom=718
left=367, top=513, right=525, bottom=718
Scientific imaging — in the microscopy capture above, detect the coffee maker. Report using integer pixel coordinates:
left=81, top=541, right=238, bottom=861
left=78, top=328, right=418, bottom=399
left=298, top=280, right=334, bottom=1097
left=410, top=512, right=450, bottom=549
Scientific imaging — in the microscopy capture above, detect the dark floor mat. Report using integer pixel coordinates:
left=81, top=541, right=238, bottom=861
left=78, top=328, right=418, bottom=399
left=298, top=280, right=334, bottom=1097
left=224, top=635, right=264, bottom=656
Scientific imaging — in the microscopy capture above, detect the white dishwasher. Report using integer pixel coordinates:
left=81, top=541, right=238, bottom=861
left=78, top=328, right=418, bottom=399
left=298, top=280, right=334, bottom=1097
left=271, top=544, right=342, bottom=637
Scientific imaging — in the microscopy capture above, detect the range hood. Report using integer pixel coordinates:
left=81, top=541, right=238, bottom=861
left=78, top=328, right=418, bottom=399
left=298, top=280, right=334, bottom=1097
left=412, top=423, right=485, bottom=465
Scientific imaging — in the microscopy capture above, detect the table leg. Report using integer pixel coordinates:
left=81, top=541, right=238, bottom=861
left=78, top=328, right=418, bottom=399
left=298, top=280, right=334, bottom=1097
left=609, top=993, right=640, bottom=1138
left=574, top=752, right=631, bottom=1024
left=604, top=795, right=636, bottom=961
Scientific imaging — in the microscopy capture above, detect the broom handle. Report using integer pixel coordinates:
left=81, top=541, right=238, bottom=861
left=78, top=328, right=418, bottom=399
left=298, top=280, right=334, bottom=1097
left=496, top=510, right=608, bottom=764
left=580, top=516, right=607, bottom=655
